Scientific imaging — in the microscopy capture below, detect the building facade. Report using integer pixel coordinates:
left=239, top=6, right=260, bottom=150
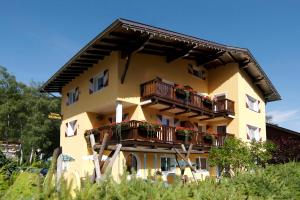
left=41, top=19, right=280, bottom=183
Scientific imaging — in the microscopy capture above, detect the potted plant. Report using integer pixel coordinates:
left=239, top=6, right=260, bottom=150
left=138, top=121, right=160, bottom=138
left=175, top=85, right=192, bottom=103
left=111, top=121, right=131, bottom=140
left=175, top=127, right=196, bottom=143
left=203, top=134, right=213, bottom=145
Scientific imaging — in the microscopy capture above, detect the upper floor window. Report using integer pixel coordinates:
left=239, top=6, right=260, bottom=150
left=89, top=69, right=109, bottom=94
left=66, top=87, right=79, bottom=105
left=65, top=120, right=78, bottom=137
left=195, top=157, right=208, bottom=170
left=246, top=94, right=260, bottom=112
left=246, top=124, right=261, bottom=141
left=188, top=64, right=206, bottom=80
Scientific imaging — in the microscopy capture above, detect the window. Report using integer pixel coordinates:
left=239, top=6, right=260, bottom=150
left=161, top=157, right=176, bottom=172
left=246, top=94, right=260, bottom=112
left=196, top=157, right=208, bottom=170
left=126, top=154, right=138, bottom=174
left=108, top=113, right=129, bottom=123
left=217, top=125, right=227, bottom=134
left=188, top=64, right=206, bottom=80
left=157, top=115, right=174, bottom=126
left=89, top=69, right=109, bottom=94
left=66, top=87, right=79, bottom=105
left=247, top=125, right=260, bottom=141
left=65, top=120, right=78, bottom=137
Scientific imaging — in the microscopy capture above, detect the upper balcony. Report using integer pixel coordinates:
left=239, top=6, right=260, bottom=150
left=140, top=78, right=234, bottom=118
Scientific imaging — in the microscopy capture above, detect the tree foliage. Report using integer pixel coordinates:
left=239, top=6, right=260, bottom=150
left=0, top=66, right=61, bottom=161
left=209, top=137, right=275, bottom=176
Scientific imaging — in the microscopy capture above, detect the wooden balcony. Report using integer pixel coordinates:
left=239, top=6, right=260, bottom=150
left=140, top=79, right=234, bottom=117
left=86, top=120, right=231, bottom=150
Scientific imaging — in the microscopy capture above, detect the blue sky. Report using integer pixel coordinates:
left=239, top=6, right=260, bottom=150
left=1, top=1, right=300, bottom=131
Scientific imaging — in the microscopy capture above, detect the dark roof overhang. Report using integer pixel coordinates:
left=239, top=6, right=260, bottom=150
left=267, top=123, right=300, bottom=137
left=41, top=18, right=281, bottom=102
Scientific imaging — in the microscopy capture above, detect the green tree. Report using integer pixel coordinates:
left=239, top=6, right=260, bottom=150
left=209, top=137, right=275, bottom=177
left=209, top=137, right=252, bottom=176
left=0, top=66, right=60, bottom=162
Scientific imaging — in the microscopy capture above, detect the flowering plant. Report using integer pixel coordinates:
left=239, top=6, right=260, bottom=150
left=110, top=120, right=130, bottom=129
left=175, top=126, right=196, bottom=136
left=139, top=121, right=161, bottom=130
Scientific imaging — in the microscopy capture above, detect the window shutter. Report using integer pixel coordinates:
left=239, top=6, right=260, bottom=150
left=103, top=70, right=109, bottom=87
left=66, top=92, right=70, bottom=106
left=89, top=78, right=94, bottom=94
left=65, top=123, right=68, bottom=137
left=156, top=115, right=162, bottom=124
left=74, top=87, right=79, bottom=102
left=254, top=128, right=260, bottom=141
left=73, top=120, right=78, bottom=136
left=245, top=95, right=250, bottom=108
left=246, top=125, right=250, bottom=140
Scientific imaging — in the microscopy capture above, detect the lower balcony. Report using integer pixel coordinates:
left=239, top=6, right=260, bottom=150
left=85, top=120, right=232, bottom=150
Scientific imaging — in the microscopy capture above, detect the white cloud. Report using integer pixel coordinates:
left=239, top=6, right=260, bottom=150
left=268, top=109, right=300, bottom=123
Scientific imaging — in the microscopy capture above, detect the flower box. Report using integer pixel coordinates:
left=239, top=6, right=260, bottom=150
left=138, top=122, right=160, bottom=138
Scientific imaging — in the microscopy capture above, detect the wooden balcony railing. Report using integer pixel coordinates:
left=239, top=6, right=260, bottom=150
left=86, top=120, right=230, bottom=148
left=140, top=79, right=234, bottom=115
left=214, top=98, right=235, bottom=115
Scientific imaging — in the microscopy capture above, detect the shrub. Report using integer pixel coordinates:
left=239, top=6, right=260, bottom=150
left=2, top=172, right=41, bottom=200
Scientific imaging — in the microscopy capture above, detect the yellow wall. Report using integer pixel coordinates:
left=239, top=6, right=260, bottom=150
left=58, top=52, right=267, bottom=182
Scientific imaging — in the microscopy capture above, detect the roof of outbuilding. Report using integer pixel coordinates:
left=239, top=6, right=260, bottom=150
left=41, top=18, right=281, bottom=102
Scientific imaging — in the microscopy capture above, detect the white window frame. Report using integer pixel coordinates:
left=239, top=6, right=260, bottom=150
left=246, top=124, right=260, bottom=141
left=67, top=89, right=77, bottom=105
left=195, top=157, right=209, bottom=171
left=160, top=155, right=176, bottom=174
left=93, top=73, right=105, bottom=92
left=65, top=120, right=78, bottom=137
left=246, top=94, right=260, bottom=112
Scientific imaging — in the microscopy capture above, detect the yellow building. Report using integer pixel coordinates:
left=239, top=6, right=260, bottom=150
left=41, top=19, right=280, bottom=183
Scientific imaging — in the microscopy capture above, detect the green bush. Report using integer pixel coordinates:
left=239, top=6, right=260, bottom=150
left=0, top=162, right=299, bottom=199
left=2, top=172, right=41, bottom=200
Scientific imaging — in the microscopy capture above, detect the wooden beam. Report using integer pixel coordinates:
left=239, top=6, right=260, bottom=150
left=173, top=148, right=196, bottom=172
left=254, top=77, right=264, bottom=84
left=86, top=50, right=110, bottom=56
left=80, top=54, right=104, bottom=60
left=160, top=105, right=176, bottom=112
left=104, top=144, right=122, bottom=174
left=239, top=60, right=251, bottom=68
left=196, top=51, right=225, bottom=66
left=93, top=145, right=204, bottom=154
left=76, top=59, right=99, bottom=64
left=175, top=109, right=191, bottom=116
left=166, top=45, right=196, bottom=63
left=227, top=51, right=238, bottom=62
left=121, top=54, right=132, bottom=84
left=89, top=133, right=101, bottom=182
left=188, top=113, right=203, bottom=118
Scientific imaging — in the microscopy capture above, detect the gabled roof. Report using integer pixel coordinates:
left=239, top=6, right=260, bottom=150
left=267, top=123, right=300, bottom=137
left=41, top=18, right=281, bottom=102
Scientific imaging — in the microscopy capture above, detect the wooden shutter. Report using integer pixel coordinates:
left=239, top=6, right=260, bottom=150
left=66, top=92, right=70, bottom=106
left=89, top=78, right=94, bottom=94
left=65, top=123, right=68, bottom=137
left=74, top=87, right=79, bottom=102
left=103, top=69, right=109, bottom=87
